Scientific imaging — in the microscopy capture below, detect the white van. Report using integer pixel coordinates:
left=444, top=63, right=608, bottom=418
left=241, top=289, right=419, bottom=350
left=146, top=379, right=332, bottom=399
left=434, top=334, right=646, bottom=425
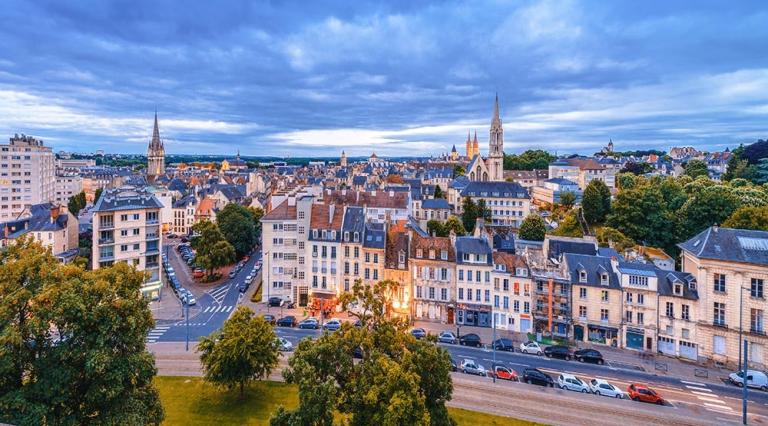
left=729, top=370, right=768, bottom=391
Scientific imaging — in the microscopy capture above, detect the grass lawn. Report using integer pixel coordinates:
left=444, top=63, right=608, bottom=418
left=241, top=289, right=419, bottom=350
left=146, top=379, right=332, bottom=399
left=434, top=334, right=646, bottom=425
left=155, top=376, right=534, bottom=425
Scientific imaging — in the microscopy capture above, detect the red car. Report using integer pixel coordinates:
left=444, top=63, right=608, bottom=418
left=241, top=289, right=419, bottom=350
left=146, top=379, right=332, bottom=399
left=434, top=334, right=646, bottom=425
left=627, top=383, right=664, bottom=404
left=493, top=365, right=518, bottom=381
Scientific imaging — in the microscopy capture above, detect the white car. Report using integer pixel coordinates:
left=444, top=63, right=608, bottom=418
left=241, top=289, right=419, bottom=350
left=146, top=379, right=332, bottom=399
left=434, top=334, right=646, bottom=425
left=245, top=274, right=253, bottom=282
left=589, top=378, right=625, bottom=398
left=557, top=373, right=589, bottom=393
left=278, top=337, right=293, bottom=352
left=519, top=341, right=543, bottom=355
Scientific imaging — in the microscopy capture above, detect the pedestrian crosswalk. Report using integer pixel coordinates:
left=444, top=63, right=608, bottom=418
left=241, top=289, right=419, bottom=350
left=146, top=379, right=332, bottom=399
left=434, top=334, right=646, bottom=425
left=207, top=285, right=230, bottom=304
left=681, top=380, right=736, bottom=416
left=147, top=325, right=170, bottom=344
left=203, top=305, right=234, bottom=313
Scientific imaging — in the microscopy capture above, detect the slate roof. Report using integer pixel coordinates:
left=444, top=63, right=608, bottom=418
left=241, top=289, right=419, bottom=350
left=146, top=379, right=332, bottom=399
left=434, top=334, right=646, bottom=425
left=546, top=237, right=597, bottom=260
left=616, top=260, right=658, bottom=277
left=563, top=253, right=620, bottom=289
left=493, top=232, right=515, bottom=253
left=341, top=206, right=365, bottom=235
left=421, top=198, right=451, bottom=209
left=460, top=181, right=530, bottom=199
left=448, top=175, right=470, bottom=190
left=656, top=270, right=698, bottom=300
left=168, top=178, right=188, bottom=192
left=216, top=184, right=246, bottom=201
left=352, top=175, right=367, bottom=186
left=545, top=177, right=578, bottom=186
left=363, top=222, right=385, bottom=249
left=1, top=203, right=69, bottom=238
left=678, top=227, right=768, bottom=265
left=172, top=194, right=196, bottom=209
left=92, top=187, right=163, bottom=212
left=455, top=236, right=493, bottom=265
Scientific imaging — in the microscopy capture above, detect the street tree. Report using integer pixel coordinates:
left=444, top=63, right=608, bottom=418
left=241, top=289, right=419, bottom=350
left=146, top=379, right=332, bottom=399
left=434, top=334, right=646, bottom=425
left=0, top=237, right=164, bottom=425
left=434, top=185, right=445, bottom=199
left=217, top=203, right=256, bottom=258
left=198, top=306, right=279, bottom=397
left=596, top=227, right=636, bottom=252
left=519, top=214, right=546, bottom=241
left=67, top=191, right=87, bottom=216
left=460, top=197, right=477, bottom=232
left=191, top=220, right=236, bottom=277
left=443, top=215, right=466, bottom=236
left=582, top=180, right=611, bottom=225
left=551, top=211, right=584, bottom=238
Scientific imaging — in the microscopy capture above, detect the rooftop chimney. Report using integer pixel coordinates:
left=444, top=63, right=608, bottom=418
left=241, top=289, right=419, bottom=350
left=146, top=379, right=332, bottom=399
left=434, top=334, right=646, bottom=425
left=50, top=205, right=61, bottom=223
left=328, top=203, right=335, bottom=224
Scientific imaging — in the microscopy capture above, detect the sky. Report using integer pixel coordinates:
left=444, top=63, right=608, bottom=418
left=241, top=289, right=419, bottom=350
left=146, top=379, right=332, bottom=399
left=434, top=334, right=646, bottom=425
left=1, top=1, right=767, bottom=157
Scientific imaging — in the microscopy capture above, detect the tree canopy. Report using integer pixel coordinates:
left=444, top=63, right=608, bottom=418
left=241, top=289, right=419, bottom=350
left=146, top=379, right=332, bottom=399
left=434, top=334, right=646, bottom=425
left=683, top=159, right=709, bottom=179
left=619, top=161, right=653, bottom=175
left=551, top=210, right=584, bottom=238
left=460, top=198, right=489, bottom=233
left=198, top=306, right=279, bottom=396
left=582, top=179, right=611, bottom=225
left=67, top=191, right=87, bottom=216
left=426, top=216, right=466, bottom=238
left=271, top=280, right=455, bottom=426
left=518, top=214, right=546, bottom=241
left=503, top=149, right=554, bottom=171
left=191, top=220, right=236, bottom=276
left=217, top=203, right=257, bottom=258
left=723, top=205, right=768, bottom=231
left=0, top=237, right=163, bottom=425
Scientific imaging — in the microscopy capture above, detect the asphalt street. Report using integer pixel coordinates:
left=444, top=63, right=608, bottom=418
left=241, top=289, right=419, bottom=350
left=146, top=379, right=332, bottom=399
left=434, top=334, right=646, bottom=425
left=147, top=248, right=261, bottom=344
left=271, top=325, right=768, bottom=424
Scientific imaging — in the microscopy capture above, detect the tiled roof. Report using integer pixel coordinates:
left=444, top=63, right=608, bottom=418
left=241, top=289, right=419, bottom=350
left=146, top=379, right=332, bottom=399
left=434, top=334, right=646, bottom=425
left=262, top=200, right=297, bottom=221
left=196, top=198, right=216, bottom=216
left=678, top=226, right=768, bottom=265
left=385, top=225, right=409, bottom=269
left=310, top=203, right=344, bottom=230
left=410, top=232, right=455, bottom=262
left=492, top=252, right=528, bottom=273
left=324, top=190, right=408, bottom=210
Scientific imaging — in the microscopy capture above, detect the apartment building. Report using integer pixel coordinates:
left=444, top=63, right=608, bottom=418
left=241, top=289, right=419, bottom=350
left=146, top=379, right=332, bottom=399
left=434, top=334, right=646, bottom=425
left=361, top=222, right=385, bottom=286
left=680, top=227, right=768, bottom=368
left=656, top=270, right=699, bottom=360
left=459, top=181, right=531, bottom=227
left=0, top=203, right=79, bottom=262
left=340, top=206, right=364, bottom=293
left=492, top=252, right=533, bottom=332
left=0, top=134, right=55, bottom=220
left=171, top=194, right=197, bottom=235
left=565, top=254, right=622, bottom=347
left=54, top=174, right=83, bottom=205
left=383, top=220, right=411, bottom=319
left=91, top=186, right=163, bottom=299
left=260, top=197, right=300, bottom=305
left=615, top=260, right=659, bottom=352
left=548, top=157, right=617, bottom=190
left=411, top=231, right=456, bottom=323
left=308, top=202, right=344, bottom=309
left=455, top=236, right=494, bottom=327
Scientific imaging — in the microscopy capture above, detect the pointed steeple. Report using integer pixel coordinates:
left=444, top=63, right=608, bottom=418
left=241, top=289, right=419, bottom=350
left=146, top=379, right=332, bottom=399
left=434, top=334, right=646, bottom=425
left=473, top=130, right=478, bottom=143
left=151, top=110, right=162, bottom=149
left=492, top=92, right=501, bottom=126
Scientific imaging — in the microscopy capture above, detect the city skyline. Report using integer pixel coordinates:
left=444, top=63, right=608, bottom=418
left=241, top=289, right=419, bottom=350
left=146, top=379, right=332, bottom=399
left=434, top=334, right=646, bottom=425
left=1, top=1, right=767, bottom=156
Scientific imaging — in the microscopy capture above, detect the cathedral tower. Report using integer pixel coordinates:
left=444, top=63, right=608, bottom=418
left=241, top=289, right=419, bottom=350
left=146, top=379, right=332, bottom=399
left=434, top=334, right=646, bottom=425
left=340, top=150, right=348, bottom=167
left=487, top=94, right=504, bottom=181
left=147, top=111, right=165, bottom=178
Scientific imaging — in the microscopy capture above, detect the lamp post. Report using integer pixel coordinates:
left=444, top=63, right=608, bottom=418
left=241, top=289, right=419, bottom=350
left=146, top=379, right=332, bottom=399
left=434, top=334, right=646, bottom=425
left=264, top=250, right=270, bottom=312
left=492, top=304, right=497, bottom=383
left=743, top=339, right=749, bottom=425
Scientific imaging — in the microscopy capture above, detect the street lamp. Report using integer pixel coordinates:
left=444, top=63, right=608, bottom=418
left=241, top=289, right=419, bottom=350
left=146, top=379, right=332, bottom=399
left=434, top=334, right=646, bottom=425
left=491, top=303, right=496, bottom=383
left=738, top=284, right=750, bottom=425
left=264, top=250, right=270, bottom=313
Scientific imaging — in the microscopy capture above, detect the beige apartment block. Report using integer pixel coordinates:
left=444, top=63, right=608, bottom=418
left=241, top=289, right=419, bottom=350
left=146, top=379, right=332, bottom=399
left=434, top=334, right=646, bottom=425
left=411, top=231, right=456, bottom=323
left=492, top=252, right=534, bottom=333
left=680, top=227, right=768, bottom=368
left=91, top=187, right=163, bottom=299
left=54, top=174, right=83, bottom=205
left=0, top=134, right=55, bottom=220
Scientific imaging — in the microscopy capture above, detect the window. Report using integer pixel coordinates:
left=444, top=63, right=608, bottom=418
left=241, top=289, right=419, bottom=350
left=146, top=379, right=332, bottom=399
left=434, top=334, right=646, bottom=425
left=637, top=312, right=644, bottom=325
left=682, top=304, right=690, bottom=321
left=476, top=289, right=481, bottom=301
left=579, top=270, right=587, bottom=282
left=331, top=246, right=336, bottom=259
left=628, top=275, right=648, bottom=286
left=458, top=270, right=464, bottom=281
left=626, top=311, right=633, bottom=323
left=485, top=271, right=490, bottom=282
left=666, top=302, right=674, bottom=318
left=364, top=268, right=370, bottom=280
left=441, top=250, right=448, bottom=260
left=484, top=289, right=490, bottom=302
left=458, top=288, right=464, bottom=300
left=578, top=306, right=587, bottom=319
left=373, top=269, right=378, bottom=280
left=503, top=296, right=509, bottom=309
left=373, top=253, right=378, bottom=264
left=714, top=273, right=726, bottom=292
left=714, top=302, right=726, bottom=326
left=344, top=279, right=350, bottom=292
left=344, top=246, right=350, bottom=257
left=601, top=290, right=608, bottom=302
left=416, top=286, right=422, bottom=298
left=513, top=300, right=520, bottom=313
left=637, top=294, right=644, bottom=305
left=752, top=278, right=764, bottom=299
left=626, top=292, right=633, bottom=303
left=467, top=289, right=472, bottom=301
left=441, top=288, right=448, bottom=301
left=467, top=270, right=472, bottom=282
left=523, top=301, right=530, bottom=313
left=600, top=309, right=609, bottom=321
left=713, top=335, right=726, bottom=355
left=365, top=253, right=370, bottom=262
left=440, top=268, right=448, bottom=281
left=600, top=273, right=609, bottom=286
left=578, top=288, right=587, bottom=299
left=751, top=309, right=764, bottom=334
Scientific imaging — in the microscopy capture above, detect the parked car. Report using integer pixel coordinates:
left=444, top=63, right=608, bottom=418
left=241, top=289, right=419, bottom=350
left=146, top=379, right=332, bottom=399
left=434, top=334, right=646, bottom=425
left=493, top=365, right=518, bottom=381
left=459, top=333, right=482, bottom=347
left=410, top=328, right=427, bottom=339
left=438, top=331, right=457, bottom=344
left=519, top=341, right=543, bottom=355
left=627, top=384, right=664, bottom=404
left=522, top=368, right=554, bottom=387
left=460, top=359, right=487, bottom=376
left=323, top=318, right=342, bottom=331
left=277, top=337, right=293, bottom=352
left=268, top=296, right=284, bottom=307
left=228, top=270, right=237, bottom=279
left=574, top=348, right=605, bottom=364
left=589, top=378, right=625, bottom=398
left=262, top=314, right=276, bottom=325
left=276, top=316, right=296, bottom=327
left=492, top=338, right=515, bottom=352
left=729, top=370, right=768, bottom=391
left=183, top=294, right=196, bottom=306
left=298, top=318, right=319, bottom=329
left=544, top=345, right=572, bottom=360
left=557, top=373, right=589, bottom=393
left=193, top=269, right=205, bottom=278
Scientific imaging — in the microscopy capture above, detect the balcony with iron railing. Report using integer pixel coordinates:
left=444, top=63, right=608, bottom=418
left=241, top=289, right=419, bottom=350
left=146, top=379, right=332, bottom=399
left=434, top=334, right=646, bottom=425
left=98, top=237, right=115, bottom=245
left=99, top=221, right=115, bottom=230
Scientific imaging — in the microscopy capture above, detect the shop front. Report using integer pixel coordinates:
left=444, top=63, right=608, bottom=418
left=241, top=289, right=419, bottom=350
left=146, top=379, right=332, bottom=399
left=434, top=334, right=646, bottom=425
left=456, top=303, right=491, bottom=328
left=588, top=324, right=619, bottom=346
left=626, top=327, right=645, bottom=350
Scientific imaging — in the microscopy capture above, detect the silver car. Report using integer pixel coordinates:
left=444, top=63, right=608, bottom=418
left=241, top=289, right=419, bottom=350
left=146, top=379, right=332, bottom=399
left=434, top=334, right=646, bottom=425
left=460, top=359, right=487, bottom=376
left=438, top=331, right=457, bottom=344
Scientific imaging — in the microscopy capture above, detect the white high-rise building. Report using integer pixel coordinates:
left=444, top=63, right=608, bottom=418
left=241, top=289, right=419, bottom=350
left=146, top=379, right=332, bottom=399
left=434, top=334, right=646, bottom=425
left=0, top=134, right=55, bottom=220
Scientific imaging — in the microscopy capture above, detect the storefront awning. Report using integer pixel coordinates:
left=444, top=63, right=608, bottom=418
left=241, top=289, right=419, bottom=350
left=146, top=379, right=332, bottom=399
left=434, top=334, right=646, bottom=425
left=588, top=324, right=619, bottom=333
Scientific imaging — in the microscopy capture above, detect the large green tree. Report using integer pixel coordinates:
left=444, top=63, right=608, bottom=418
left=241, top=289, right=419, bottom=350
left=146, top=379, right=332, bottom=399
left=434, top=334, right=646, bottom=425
left=596, top=227, right=636, bottom=252
left=683, top=159, right=710, bottom=179
left=0, top=237, right=164, bottom=425
left=271, top=280, right=455, bottom=426
left=582, top=179, right=611, bottom=225
left=723, top=205, right=768, bottom=231
left=503, top=150, right=554, bottom=171
left=198, top=306, right=279, bottom=396
left=559, top=191, right=576, bottom=210
left=217, top=203, right=257, bottom=258
left=551, top=211, right=584, bottom=238
left=191, top=220, right=236, bottom=277
left=519, top=214, right=546, bottom=241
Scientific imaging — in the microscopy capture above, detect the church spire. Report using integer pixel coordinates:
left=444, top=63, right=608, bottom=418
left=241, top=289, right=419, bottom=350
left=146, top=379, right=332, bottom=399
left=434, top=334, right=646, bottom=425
left=151, top=110, right=162, bottom=149
left=492, top=92, right=501, bottom=126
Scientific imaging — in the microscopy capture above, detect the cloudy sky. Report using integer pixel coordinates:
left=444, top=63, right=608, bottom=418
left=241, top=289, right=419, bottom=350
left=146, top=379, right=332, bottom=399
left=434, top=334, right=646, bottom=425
left=1, top=1, right=767, bottom=157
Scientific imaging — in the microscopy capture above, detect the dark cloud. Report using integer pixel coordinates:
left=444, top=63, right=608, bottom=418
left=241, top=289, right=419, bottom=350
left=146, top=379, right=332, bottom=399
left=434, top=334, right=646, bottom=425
left=1, top=0, right=767, bottom=156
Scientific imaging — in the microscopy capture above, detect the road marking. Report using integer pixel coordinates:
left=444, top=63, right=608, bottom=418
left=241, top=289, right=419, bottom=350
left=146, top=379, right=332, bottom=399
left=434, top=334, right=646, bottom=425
left=204, top=306, right=211, bottom=312
left=509, top=362, right=529, bottom=367
left=691, top=390, right=717, bottom=397
left=685, top=385, right=712, bottom=392
left=225, top=306, right=233, bottom=312
left=680, top=380, right=707, bottom=387
left=697, top=395, right=726, bottom=404
left=704, top=402, right=732, bottom=410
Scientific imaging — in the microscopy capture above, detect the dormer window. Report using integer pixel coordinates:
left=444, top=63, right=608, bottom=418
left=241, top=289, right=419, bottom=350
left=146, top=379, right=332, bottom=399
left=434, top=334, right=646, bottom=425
left=601, top=273, right=609, bottom=286
left=416, top=249, right=423, bottom=259
left=322, top=230, right=328, bottom=239
left=331, top=231, right=336, bottom=240
left=463, top=253, right=470, bottom=262
left=353, top=232, right=359, bottom=242
left=429, top=249, right=435, bottom=259
left=398, top=250, right=405, bottom=264
left=344, top=232, right=349, bottom=242
left=440, top=250, right=448, bottom=260
left=312, top=230, right=318, bottom=239
left=517, top=267, right=528, bottom=277
left=674, top=284, right=683, bottom=296
left=496, top=264, right=506, bottom=272
left=579, top=270, right=587, bottom=283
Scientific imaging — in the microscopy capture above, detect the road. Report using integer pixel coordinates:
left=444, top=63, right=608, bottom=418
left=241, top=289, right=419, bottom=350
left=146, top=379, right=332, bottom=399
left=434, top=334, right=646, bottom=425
left=147, top=245, right=261, bottom=344
left=270, top=325, right=768, bottom=425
